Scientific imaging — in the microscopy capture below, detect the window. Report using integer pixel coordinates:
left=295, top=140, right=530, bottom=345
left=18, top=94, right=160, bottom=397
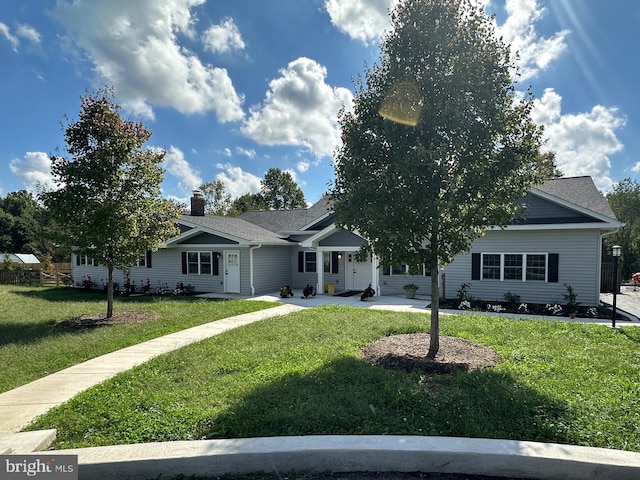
left=472, top=253, right=555, bottom=282
left=305, top=252, right=316, bottom=273
left=526, top=254, right=546, bottom=281
left=76, top=255, right=96, bottom=266
left=137, top=256, right=146, bottom=267
left=482, top=254, right=501, bottom=280
left=503, top=254, right=522, bottom=280
left=183, top=251, right=216, bottom=275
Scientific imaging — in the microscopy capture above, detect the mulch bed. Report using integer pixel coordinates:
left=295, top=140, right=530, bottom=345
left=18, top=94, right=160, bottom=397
left=360, top=333, right=501, bottom=375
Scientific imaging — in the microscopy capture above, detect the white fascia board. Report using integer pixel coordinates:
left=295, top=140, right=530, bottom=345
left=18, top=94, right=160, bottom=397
left=300, top=224, right=338, bottom=248
left=166, top=223, right=248, bottom=247
left=299, top=211, right=333, bottom=231
left=492, top=220, right=623, bottom=232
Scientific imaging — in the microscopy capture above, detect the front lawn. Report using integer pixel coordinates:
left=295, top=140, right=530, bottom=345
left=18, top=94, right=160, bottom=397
left=26, top=306, right=640, bottom=452
left=0, top=285, right=276, bottom=393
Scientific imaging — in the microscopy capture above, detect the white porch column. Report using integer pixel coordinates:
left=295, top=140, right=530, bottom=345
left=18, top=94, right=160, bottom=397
left=317, top=250, right=325, bottom=295
left=371, top=253, right=380, bottom=296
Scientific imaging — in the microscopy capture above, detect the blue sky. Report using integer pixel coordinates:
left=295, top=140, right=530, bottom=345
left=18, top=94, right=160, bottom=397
left=1, top=0, right=639, bottom=206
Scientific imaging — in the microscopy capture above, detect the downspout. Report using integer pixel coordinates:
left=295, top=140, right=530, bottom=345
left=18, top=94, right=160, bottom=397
left=249, top=244, right=262, bottom=296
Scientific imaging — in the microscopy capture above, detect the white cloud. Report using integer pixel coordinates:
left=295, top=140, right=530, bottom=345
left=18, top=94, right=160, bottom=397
left=222, top=148, right=232, bottom=157
left=0, top=22, right=19, bottom=52
left=632, top=163, right=640, bottom=173
left=241, top=57, right=353, bottom=158
left=493, top=0, right=570, bottom=81
left=324, top=0, right=396, bottom=44
left=532, top=89, right=625, bottom=191
left=214, top=163, right=261, bottom=198
left=163, top=145, right=203, bottom=194
left=54, top=0, right=244, bottom=121
left=235, top=147, right=256, bottom=158
left=9, top=152, right=56, bottom=192
left=297, top=160, right=310, bottom=173
left=202, top=17, right=245, bottom=54
left=16, top=24, right=41, bottom=45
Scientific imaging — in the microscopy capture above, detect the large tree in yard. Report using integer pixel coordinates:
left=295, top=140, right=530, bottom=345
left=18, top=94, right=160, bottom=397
left=41, top=87, right=181, bottom=317
left=331, top=0, right=548, bottom=358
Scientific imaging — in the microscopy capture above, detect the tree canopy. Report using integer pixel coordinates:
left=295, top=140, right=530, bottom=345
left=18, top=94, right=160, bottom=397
left=260, top=168, right=306, bottom=210
left=605, top=178, right=640, bottom=279
left=41, top=86, right=181, bottom=317
left=330, top=0, right=548, bottom=357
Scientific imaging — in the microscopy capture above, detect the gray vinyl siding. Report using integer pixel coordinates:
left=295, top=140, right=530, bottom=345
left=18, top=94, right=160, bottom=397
left=379, top=269, right=432, bottom=296
left=443, top=229, right=602, bottom=305
left=291, top=249, right=319, bottom=289
left=251, top=246, right=291, bottom=294
left=516, top=195, right=594, bottom=223
left=319, top=229, right=367, bottom=247
left=181, top=233, right=238, bottom=244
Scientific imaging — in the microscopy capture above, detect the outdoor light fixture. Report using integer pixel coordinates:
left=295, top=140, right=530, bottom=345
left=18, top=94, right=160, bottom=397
left=612, top=245, right=622, bottom=328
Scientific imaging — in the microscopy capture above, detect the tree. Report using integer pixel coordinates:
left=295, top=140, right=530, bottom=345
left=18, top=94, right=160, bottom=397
left=331, top=0, right=547, bottom=358
left=41, top=87, right=181, bottom=317
left=260, top=168, right=306, bottom=210
left=0, top=190, right=45, bottom=254
left=229, top=192, right=267, bottom=216
left=199, top=179, right=232, bottom=215
left=605, top=178, right=640, bottom=279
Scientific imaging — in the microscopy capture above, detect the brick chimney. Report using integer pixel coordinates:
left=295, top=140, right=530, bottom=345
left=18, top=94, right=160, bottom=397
left=190, top=190, right=205, bottom=216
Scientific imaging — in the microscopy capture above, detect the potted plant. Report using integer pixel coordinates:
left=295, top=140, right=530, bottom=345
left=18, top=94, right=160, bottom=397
left=403, top=283, right=419, bottom=299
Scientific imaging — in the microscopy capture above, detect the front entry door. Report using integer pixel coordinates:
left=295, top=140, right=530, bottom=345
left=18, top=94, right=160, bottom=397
left=224, top=250, right=240, bottom=293
left=346, top=253, right=371, bottom=290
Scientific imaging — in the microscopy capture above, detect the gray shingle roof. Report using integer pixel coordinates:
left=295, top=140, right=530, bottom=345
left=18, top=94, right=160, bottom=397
left=179, top=215, right=292, bottom=244
left=239, top=196, right=331, bottom=233
left=535, top=176, right=617, bottom=220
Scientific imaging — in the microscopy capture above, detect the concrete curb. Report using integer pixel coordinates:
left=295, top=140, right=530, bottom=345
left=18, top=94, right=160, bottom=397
left=56, top=435, right=640, bottom=480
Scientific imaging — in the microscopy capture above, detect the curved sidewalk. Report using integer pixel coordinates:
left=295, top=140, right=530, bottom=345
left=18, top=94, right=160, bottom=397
left=0, top=304, right=304, bottom=449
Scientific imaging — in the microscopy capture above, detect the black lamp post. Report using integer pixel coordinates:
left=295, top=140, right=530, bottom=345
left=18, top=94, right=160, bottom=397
left=612, top=245, right=622, bottom=328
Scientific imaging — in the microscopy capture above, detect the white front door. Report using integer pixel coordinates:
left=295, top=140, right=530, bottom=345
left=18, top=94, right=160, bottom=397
left=224, top=250, right=240, bottom=293
left=346, top=253, right=371, bottom=290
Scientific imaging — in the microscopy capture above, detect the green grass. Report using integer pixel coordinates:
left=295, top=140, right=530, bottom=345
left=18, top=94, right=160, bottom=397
left=0, top=285, right=276, bottom=393
left=25, top=305, right=640, bottom=452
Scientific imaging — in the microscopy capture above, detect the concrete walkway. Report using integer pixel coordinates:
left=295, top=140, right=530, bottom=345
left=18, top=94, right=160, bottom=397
left=0, top=304, right=304, bottom=450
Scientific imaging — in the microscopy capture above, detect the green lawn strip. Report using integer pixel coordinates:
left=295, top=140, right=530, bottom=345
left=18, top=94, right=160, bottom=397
left=0, top=285, right=277, bottom=393
left=26, top=306, right=640, bottom=452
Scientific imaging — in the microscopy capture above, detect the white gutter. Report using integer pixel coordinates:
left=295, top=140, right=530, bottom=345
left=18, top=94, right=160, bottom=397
left=249, top=244, right=262, bottom=295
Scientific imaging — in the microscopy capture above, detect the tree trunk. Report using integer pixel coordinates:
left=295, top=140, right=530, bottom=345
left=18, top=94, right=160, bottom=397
left=107, top=265, right=114, bottom=319
left=428, top=258, right=440, bottom=359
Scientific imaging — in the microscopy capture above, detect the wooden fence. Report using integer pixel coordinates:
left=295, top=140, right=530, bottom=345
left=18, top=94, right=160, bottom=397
left=601, top=262, right=622, bottom=293
left=0, top=263, right=72, bottom=287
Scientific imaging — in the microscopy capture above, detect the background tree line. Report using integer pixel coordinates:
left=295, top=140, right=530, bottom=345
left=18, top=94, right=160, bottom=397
left=0, top=166, right=307, bottom=263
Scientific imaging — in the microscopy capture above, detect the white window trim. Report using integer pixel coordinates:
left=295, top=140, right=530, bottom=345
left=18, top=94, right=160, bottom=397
left=304, top=251, right=317, bottom=273
left=481, top=253, right=548, bottom=282
left=187, top=251, right=214, bottom=275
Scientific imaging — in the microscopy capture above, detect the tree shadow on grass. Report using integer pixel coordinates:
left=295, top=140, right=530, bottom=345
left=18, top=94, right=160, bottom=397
left=200, top=356, right=574, bottom=446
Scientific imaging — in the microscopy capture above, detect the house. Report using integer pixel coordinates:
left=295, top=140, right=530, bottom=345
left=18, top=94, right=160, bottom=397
left=71, top=176, right=621, bottom=306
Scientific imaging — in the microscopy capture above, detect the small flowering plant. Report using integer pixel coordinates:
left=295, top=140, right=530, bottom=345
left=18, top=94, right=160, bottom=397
left=486, top=304, right=506, bottom=313
left=518, top=303, right=528, bottom=314
left=546, top=303, right=563, bottom=316
left=588, top=307, right=598, bottom=318
left=458, top=300, right=471, bottom=310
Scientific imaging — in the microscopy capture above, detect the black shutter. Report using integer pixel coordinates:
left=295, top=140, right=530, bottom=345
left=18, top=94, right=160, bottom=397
left=548, top=254, right=559, bottom=283
left=471, top=253, right=481, bottom=280
left=181, top=252, right=187, bottom=274
left=76, top=254, right=80, bottom=266
left=146, top=250, right=152, bottom=268
left=213, top=252, right=219, bottom=276
left=331, top=252, right=339, bottom=274
left=298, top=251, right=304, bottom=272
